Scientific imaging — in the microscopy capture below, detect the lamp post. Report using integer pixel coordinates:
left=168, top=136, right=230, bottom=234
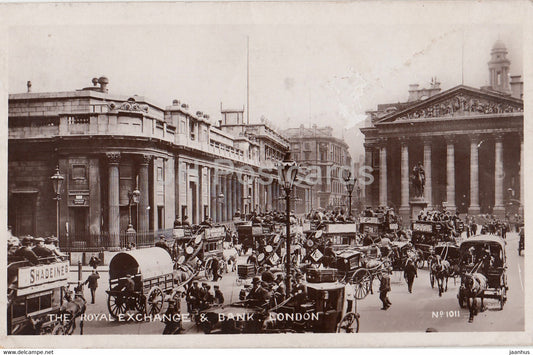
left=278, top=152, right=299, bottom=295
left=50, top=166, right=64, bottom=247
left=343, top=171, right=356, bottom=217
left=126, top=189, right=141, bottom=245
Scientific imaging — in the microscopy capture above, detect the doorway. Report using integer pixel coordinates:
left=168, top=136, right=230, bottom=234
left=70, top=207, right=89, bottom=244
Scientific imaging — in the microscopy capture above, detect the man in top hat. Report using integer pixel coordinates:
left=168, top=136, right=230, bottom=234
left=247, top=276, right=270, bottom=307
left=261, top=265, right=275, bottom=284
left=32, top=237, right=55, bottom=262
left=15, top=237, right=39, bottom=265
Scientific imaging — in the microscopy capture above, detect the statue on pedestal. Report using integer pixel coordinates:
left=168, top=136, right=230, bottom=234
left=411, top=162, right=426, bottom=198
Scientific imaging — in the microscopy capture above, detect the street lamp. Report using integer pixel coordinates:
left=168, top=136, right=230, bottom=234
left=343, top=171, right=356, bottom=217
left=50, top=166, right=64, bottom=247
left=127, top=189, right=141, bottom=244
left=278, top=152, right=299, bottom=295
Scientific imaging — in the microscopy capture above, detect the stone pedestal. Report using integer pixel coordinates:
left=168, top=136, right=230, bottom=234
left=410, top=198, right=428, bottom=221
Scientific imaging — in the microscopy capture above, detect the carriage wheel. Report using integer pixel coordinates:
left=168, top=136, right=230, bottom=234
left=353, top=269, right=371, bottom=300
left=146, top=287, right=164, bottom=316
left=51, top=324, right=66, bottom=335
left=336, top=312, right=359, bottom=333
left=430, top=272, right=435, bottom=288
left=107, top=294, right=127, bottom=319
left=136, top=295, right=146, bottom=313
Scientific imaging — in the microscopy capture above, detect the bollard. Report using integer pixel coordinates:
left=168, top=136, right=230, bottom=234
left=78, top=260, right=83, bottom=286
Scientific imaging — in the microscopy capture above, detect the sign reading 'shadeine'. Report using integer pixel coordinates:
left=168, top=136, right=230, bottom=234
left=18, top=262, right=69, bottom=288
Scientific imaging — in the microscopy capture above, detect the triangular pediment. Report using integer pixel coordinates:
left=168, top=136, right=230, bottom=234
left=375, top=85, right=523, bottom=124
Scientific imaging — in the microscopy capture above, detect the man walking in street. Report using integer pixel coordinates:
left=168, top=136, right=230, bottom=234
left=404, top=259, right=418, bottom=293
left=211, top=257, right=221, bottom=282
left=379, top=271, right=392, bottom=310
left=83, top=270, right=100, bottom=304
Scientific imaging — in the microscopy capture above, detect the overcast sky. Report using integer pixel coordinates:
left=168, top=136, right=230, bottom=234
left=5, top=2, right=526, bottom=159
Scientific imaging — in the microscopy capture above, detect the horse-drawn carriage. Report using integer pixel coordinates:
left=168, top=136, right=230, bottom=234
left=457, top=235, right=508, bottom=322
left=387, top=241, right=420, bottom=272
left=7, top=258, right=70, bottom=335
left=106, top=248, right=183, bottom=319
left=172, top=225, right=225, bottom=280
left=358, top=216, right=383, bottom=245
left=236, top=221, right=282, bottom=253
left=198, top=280, right=359, bottom=333
left=411, top=220, right=455, bottom=267
left=303, top=222, right=358, bottom=251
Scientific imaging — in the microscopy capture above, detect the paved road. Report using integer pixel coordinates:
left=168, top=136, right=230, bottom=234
left=68, top=232, right=524, bottom=334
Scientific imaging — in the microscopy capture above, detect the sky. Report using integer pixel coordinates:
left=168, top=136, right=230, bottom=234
left=5, top=4, right=525, bottom=161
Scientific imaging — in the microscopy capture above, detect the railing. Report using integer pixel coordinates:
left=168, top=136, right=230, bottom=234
left=58, top=230, right=156, bottom=252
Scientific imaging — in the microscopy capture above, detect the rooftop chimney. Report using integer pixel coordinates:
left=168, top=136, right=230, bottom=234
left=196, top=111, right=203, bottom=117
left=172, top=99, right=180, bottom=106
left=92, top=77, right=99, bottom=86
left=181, top=103, right=189, bottom=110
left=98, top=76, right=109, bottom=93
left=26, top=81, right=32, bottom=93
left=510, top=75, right=523, bottom=99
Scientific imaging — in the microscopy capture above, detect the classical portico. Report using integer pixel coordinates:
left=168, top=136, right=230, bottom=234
left=362, top=85, right=523, bottom=222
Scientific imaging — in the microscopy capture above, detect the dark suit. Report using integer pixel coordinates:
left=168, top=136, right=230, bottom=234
left=85, top=273, right=100, bottom=304
left=15, top=247, right=39, bottom=265
left=379, top=274, right=391, bottom=309
left=403, top=263, right=417, bottom=293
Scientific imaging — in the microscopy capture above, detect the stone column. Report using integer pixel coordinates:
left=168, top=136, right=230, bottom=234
left=215, top=175, right=222, bottom=222
left=399, top=139, right=410, bottom=222
left=468, top=135, right=481, bottom=215
left=210, top=168, right=216, bottom=221
left=138, top=154, right=151, bottom=236
left=445, top=136, right=457, bottom=213
left=493, top=134, right=505, bottom=216
left=423, top=138, right=433, bottom=207
left=519, top=133, right=524, bottom=215
left=106, top=152, right=121, bottom=250
left=227, top=175, right=233, bottom=220
left=379, top=141, right=388, bottom=207
left=221, top=176, right=227, bottom=222
left=232, top=176, right=237, bottom=216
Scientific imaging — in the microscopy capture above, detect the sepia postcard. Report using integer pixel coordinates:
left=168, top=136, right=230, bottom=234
left=0, top=0, right=532, bottom=349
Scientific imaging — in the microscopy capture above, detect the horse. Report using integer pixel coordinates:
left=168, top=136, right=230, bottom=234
left=463, top=273, right=488, bottom=323
left=431, top=256, right=450, bottom=297
left=60, top=284, right=87, bottom=335
left=223, top=246, right=239, bottom=273
left=173, top=262, right=197, bottom=290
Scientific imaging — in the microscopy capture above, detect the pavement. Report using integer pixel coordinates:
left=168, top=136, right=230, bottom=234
left=66, top=232, right=524, bottom=334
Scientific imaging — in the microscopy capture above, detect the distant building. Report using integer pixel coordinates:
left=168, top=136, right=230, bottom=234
left=220, top=109, right=312, bottom=214
left=7, top=77, right=295, bottom=252
left=360, top=40, right=523, bottom=221
left=283, top=125, right=352, bottom=211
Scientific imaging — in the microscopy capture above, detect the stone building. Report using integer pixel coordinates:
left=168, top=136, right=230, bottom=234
left=8, top=78, right=298, bottom=251
left=283, top=125, right=353, bottom=211
left=360, top=40, right=523, bottom=222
